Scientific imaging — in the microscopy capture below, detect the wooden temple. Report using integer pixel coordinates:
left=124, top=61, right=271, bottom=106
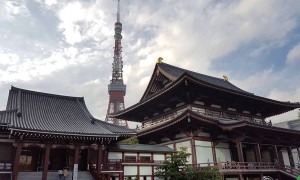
left=0, top=86, right=136, bottom=180
left=112, top=62, right=300, bottom=180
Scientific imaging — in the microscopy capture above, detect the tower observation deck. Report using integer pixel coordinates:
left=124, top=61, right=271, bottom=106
left=105, top=0, right=128, bottom=128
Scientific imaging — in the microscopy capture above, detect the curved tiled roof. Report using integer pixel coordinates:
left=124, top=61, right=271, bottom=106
left=2, top=86, right=135, bottom=136
left=0, top=109, right=17, bottom=125
left=157, top=63, right=251, bottom=94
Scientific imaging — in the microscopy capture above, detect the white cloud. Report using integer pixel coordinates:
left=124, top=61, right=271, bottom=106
left=267, top=88, right=300, bottom=123
left=0, top=0, right=30, bottom=21
left=286, top=43, right=300, bottom=64
left=45, top=0, right=57, bottom=7
left=0, top=53, right=20, bottom=65
left=57, top=1, right=110, bottom=45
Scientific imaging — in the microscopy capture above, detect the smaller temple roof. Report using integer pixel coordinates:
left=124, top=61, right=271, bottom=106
left=109, top=143, right=175, bottom=153
left=0, top=86, right=135, bottom=137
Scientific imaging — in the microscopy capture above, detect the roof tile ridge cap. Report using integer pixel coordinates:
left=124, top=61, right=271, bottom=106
left=0, top=109, right=18, bottom=113
left=11, top=86, right=84, bottom=100
left=76, top=98, right=95, bottom=124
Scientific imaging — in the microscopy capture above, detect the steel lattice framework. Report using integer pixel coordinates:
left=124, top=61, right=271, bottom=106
left=105, top=0, right=128, bottom=128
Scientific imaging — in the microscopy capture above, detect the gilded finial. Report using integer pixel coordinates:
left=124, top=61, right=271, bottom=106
left=157, top=57, right=163, bottom=63
left=223, top=75, right=229, bottom=81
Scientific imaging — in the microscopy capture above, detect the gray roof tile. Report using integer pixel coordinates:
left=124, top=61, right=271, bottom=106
left=158, top=63, right=251, bottom=94
left=109, top=143, right=176, bottom=153
left=4, top=86, right=135, bottom=135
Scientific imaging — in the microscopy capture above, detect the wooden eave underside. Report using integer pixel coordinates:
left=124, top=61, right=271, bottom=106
left=9, top=128, right=135, bottom=142
left=137, top=110, right=300, bottom=146
left=113, top=74, right=300, bottom=121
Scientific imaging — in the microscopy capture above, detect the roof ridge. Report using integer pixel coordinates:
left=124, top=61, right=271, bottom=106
left=158, top=63, right=251, bottom=94
left=159, top=63, right=223, bottom=81
left=0, top=109, right=17, bottom=113
left=11, top=86, right=84, bottom=100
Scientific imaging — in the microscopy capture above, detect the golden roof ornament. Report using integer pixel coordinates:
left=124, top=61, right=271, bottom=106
left=223, top=75, right=229, bottom=82
left=157, top=57, right=163, bottom=63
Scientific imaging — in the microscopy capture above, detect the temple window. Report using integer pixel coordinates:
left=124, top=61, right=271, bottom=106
left=124, top=156, right=136, bottom=163
left=140, top=156, right=151, bottom=162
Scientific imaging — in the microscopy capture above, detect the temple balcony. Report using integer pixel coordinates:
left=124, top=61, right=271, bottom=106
left=137, top=105, right=272, bottom=131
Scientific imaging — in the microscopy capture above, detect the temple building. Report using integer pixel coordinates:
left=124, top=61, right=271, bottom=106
left=0, top=86, right=138, bottom=180
left=112, top=61, right=300, bottom=180
left=1, top=62, right=300, bottom=180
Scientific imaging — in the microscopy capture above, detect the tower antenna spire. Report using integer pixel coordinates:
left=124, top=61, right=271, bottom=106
left=105, top=0, right=128, bottom=128
left=117, top=0, right=120, bottom=22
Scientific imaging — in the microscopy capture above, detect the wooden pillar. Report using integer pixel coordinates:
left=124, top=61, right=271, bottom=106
left=151, top=153, right=154, bottom=180
left=137, top=152, right=140, bottom=177
left=287, top=147, right=295, bottom=167
left=255, top=144, right=262, bottom=162
left=191, top=138, right=197, bottom=165
left=12, top=141, right=22, bottom=180
left=42, top=144, right=51, bottom=180
left=212, top=142, right=217, bottom=165
left=238, top=173, right=243, bottom=180
left=74, top=145, right=80, bottom=164
left=236, top=141, right=244, bottom=162
left=297, top=148, right=300, bottom=164
left=97, top=145, right=103, bottom=173
left=274, top=145, right=279, bottom=163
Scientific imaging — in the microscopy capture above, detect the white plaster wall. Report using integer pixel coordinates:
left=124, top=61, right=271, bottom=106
left=140, top=153, right=151, bottom=157
left=108, top=152, right=122, bottom=159
left=140, top=166, right=152, bottom=175
left=196, top=146, right=213, bottom=164
left=153, top=154, right=165, bottom=161
left=176, top=141, right=192, bottom=164
left=292, top=149, right=299, bottom=168
left=281, top=149, right=290, bottom=166
left=216, top=147, right=232, bottom=162
left=176, top=141, right=190, bottom=148
left=195, top=140, right=211, bottom=146
left=124, top=153, right=137, bottom=156
left=124, top=166, right=137, bottom=176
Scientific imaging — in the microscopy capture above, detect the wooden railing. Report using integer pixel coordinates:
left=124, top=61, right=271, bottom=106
left=102, top=160, right=121, bottom=171
left=193, top=162, right=299, bottom=178
left=277, top=164, right=300, bottom=177
left=137, top=106, right=187, bottom=130
left=137, top=105, right=272, bottom=131
left=88, top=163, right=99, bottom=180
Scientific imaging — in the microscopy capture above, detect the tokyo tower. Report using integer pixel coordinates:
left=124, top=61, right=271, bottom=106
left=105, top=0, right=128, bottom=128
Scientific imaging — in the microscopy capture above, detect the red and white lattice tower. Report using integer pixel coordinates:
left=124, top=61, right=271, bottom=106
left=105, top=0, right=128, bottom=128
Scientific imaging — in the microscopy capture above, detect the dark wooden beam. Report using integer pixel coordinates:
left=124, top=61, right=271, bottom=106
left=42, top=144, right=51, bottom=180
left=12, top=141, right=22, bottom=180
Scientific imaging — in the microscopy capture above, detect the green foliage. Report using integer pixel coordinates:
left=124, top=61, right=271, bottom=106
left=120, top=136, right=139, bottom=144
left=198, top=167, right=221, bottom=180
left=155, top=147, right=221, bottom=180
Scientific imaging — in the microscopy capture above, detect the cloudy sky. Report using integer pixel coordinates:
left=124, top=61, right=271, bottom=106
left=0, top=0, right=300, bottom=128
